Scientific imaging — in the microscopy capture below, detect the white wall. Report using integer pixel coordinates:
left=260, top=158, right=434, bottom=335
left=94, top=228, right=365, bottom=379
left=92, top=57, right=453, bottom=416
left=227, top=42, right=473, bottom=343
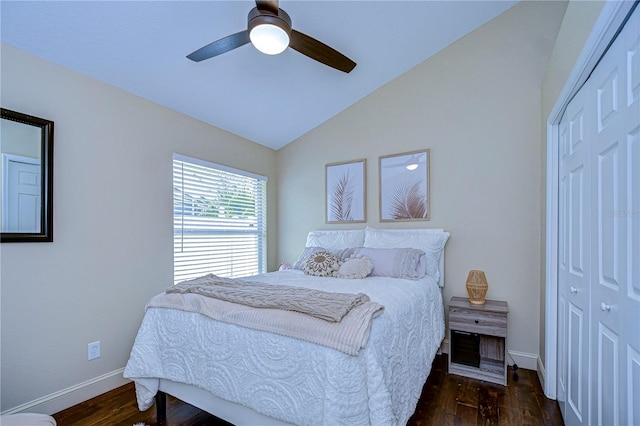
left=0, top=43, right=278, bottom=413
left=277, top=1, right=567, bottom=366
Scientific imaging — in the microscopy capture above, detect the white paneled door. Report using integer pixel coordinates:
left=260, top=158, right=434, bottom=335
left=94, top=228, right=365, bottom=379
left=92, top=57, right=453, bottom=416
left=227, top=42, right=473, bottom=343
left=558, top=6, right=640, bottom=426
left=589, top=7, right=640, bottom=426
left=558, top=67, right=593, bottom=426
left=1, top=154, right=41, bottom=233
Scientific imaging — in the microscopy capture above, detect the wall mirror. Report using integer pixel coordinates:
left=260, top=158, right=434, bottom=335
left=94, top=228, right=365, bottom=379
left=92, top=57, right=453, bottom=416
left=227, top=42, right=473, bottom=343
left=1, top=108, right=54, bottom=242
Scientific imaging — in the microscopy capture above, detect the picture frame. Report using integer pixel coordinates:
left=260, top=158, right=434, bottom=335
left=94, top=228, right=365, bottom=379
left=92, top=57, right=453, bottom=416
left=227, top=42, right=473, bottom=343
left=379, top=149, right=430, bottom=222
left=325, top=159, right=366, bottom=223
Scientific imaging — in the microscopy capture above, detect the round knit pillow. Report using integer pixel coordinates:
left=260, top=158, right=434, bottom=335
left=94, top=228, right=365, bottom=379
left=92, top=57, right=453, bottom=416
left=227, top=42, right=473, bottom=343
left=336, top=254, right=373, bottom=279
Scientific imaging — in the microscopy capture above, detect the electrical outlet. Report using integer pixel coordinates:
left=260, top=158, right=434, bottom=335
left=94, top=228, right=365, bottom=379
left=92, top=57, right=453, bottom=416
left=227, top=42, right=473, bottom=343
left=88, top=341, right=101, bottom=361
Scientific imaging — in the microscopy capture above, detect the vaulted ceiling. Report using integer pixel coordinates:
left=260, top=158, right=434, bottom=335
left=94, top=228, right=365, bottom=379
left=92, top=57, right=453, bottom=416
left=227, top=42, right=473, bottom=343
left=1, top=1, right=517, bottom=150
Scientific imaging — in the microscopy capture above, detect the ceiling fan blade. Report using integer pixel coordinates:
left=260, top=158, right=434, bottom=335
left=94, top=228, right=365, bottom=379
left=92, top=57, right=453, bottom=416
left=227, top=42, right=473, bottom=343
left=255, top=0, right=279, bottom=15
left=187, top=30, right=250, bottom=62
left=289, top=30, right=356, bottom=73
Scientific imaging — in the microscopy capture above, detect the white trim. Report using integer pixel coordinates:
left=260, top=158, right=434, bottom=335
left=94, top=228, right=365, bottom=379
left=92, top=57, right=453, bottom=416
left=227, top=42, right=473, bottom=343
left=439, top=337, right=449, bottom=355
left=507, top=350, right=538, bottom=371
left=440, top=340, right=538, bottom=371
left=544, top=121, right=559, bottom=399
left=173, top=152, right=267, bottom=182
left=544, top=0, right=636, bottom=400
left=537, top=355, right=547, bottom=392
left=0, top=368, right=129, bottom=416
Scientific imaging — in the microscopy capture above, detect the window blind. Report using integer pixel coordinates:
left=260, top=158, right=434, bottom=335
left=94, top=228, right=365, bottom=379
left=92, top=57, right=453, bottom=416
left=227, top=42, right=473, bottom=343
left=173, top=154, right=267, bottom=284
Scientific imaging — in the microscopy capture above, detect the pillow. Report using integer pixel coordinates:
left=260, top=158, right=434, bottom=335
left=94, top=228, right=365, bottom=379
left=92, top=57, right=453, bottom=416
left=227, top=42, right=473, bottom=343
left=363, top=227, right=449, bottom=283
left=334, top=246, right=358, bottom=261
left=354, top=247, right=426, bottom=280
left=305, top=230, right=365, bottom=251
left=293, top=246, right=324, bottom=270
left=293, top=246, right=358, bottom=270
left=336, top=254, right=373, bottom=279
left=302, top=251, right=342, bottom=277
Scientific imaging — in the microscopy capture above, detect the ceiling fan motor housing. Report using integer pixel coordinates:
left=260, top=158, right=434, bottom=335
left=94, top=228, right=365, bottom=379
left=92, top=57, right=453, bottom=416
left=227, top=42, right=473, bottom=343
left=248, top=7, right=292, bottom=36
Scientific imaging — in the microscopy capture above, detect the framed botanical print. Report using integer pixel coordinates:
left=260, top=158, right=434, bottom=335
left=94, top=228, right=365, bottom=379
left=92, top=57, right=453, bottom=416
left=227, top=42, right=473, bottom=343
left=379, top=149, right=430, bottom=222
left=325, top=159, right=366, bottom=223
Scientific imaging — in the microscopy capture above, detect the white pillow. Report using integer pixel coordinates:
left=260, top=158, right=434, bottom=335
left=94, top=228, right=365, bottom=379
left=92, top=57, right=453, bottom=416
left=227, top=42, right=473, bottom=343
left=336, top=255, right=373, bottom=279
left=363, top=227, right=449, bottom=283
left=354, top=247, right=425, bottom=279
left=305, top=230, right=365, bottom=250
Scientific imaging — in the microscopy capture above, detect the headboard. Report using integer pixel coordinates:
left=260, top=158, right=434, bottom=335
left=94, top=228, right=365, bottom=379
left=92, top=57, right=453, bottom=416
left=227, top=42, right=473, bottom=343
left=305, top=227, right=449, bottom=287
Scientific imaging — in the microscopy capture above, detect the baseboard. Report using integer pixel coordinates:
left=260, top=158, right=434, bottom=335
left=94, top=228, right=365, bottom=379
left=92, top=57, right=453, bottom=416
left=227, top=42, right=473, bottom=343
left=439, top=338, right=449, bottom=354
left=1, top=368, right=130, bottom=416
left=537, top=356, right=548, bottom=396
left=441, top=337, right=538, bottom=371
left=507, top=350, right=538, bottom=371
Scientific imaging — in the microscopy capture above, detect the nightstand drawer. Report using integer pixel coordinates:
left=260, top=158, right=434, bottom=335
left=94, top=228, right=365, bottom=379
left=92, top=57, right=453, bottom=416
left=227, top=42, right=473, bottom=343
left=449, top=307, right=507, bottom=337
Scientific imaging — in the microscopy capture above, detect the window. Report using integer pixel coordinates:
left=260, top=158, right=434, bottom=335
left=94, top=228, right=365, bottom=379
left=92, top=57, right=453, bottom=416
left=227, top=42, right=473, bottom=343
left=173, top=153, right=267, bottom=283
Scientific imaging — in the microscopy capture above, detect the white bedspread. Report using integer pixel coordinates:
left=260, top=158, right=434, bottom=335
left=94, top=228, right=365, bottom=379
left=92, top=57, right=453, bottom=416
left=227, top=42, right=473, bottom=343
left=123, top=270, right=445, bottom=426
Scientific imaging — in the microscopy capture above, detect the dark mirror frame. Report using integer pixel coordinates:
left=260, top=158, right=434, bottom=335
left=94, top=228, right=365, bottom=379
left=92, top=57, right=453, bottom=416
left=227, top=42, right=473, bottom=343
left=1, top=108, right=54, bottom=243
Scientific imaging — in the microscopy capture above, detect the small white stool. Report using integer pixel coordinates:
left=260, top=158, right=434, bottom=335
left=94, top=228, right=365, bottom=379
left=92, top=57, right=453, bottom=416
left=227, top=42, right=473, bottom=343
left=0, top=413, right=57, bottom=425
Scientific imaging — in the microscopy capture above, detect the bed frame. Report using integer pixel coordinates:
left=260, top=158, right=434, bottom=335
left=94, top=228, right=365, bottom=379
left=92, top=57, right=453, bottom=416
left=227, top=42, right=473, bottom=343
left=156, top=379, right=293, bottom=425
left=153, top=230, right=447, bottom=425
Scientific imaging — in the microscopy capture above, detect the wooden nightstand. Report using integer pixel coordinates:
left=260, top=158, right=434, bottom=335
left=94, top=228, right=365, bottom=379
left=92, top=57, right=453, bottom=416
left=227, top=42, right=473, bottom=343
left=448, top=296, right=509, bottom=385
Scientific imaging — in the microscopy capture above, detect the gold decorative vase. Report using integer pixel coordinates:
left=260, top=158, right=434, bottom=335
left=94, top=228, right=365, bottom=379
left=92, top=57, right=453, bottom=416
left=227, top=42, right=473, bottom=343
left=466, top=270, right=488, bottom=305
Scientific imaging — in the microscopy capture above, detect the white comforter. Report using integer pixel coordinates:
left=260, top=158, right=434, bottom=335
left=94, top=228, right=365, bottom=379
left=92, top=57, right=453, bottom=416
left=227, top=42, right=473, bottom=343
left=123, top=270, right=445, bottom=426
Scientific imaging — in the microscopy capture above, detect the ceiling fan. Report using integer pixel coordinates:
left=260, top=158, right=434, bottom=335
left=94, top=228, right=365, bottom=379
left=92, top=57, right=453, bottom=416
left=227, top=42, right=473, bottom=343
left=384, top=154, right=427, bottom=171
left=186, top=0, right=356, bottom=73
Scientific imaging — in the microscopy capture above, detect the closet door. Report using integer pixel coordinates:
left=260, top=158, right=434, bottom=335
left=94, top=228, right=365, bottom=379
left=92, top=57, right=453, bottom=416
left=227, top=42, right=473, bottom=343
left=589, top=8, right=640, bottom=426
left=558, top=74, right=593, bottom=426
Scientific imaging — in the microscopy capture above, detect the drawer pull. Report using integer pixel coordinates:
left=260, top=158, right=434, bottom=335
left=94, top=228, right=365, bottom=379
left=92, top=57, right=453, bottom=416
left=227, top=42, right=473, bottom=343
left=474, top=320, right=479, bottom=324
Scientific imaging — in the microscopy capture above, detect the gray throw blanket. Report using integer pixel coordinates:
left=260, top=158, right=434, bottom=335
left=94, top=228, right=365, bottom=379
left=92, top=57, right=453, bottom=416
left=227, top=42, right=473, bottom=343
left=167, top=273, right=370, bottom=322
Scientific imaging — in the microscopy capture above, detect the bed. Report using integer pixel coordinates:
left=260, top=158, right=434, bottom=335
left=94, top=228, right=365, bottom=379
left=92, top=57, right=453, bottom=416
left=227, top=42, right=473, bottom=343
left=124, top=227, right=449, bottom=425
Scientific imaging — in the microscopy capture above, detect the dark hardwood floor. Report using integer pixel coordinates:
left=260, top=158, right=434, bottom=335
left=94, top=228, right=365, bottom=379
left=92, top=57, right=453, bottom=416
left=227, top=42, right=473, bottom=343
left=408, top=355, right=563, bottom=426
left=52, top=355, right=563, bottom=426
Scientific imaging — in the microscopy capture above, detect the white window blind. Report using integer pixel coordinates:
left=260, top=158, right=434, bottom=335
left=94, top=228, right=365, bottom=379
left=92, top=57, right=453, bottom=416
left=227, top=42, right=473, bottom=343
left=173, top=154, right=267, bottom=284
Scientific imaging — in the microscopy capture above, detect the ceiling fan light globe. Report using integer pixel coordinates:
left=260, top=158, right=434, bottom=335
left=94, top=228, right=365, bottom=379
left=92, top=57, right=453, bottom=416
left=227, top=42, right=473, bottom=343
left=250, top=24, right=290, bottom=55
left=406, top=163, right=419, bottom=171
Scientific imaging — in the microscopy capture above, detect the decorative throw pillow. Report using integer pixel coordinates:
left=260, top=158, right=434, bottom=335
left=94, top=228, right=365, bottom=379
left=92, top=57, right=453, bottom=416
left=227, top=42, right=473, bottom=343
left=302, top=251, right=341, bottom=277
left=363, top=227, right=449, bottom=282
left=333, top=246, right=358, bottom=261
left=336, top=254, right=373, bottom=279
left=354, top=247, right=426, bottom=280
left=293, top=246, right=324, bottom=270
left=293, top=246, right=359, bottom=270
